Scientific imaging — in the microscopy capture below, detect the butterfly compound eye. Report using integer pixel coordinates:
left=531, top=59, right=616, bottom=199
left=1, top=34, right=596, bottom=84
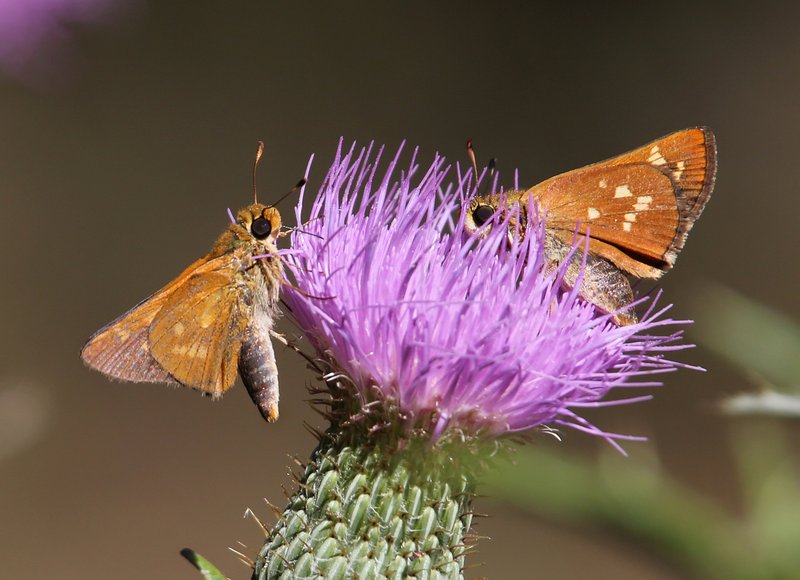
left=251, top=217, right=272, bottom=239
left=473, top=205, right=495, bottom=227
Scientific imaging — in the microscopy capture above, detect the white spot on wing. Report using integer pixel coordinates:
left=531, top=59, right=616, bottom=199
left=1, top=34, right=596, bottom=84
left=587, top=207, right=601, bottom=219
left=648, top=145, right=667, bottom=166
left=614, top=185, right=632, bottom=198
left=674, top=160, right=686, bottom=180
left=599, top=179, right=607, bottom=188
left=623, top=222, right=632, bottom=232
left=633, top=195, right=652, bottom=213
left=624, top=213, right=637, bottom=222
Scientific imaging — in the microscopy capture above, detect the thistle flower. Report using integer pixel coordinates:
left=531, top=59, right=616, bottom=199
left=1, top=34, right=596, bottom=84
left=250, top=142, right=692, bottom=579
left=285, top=142, right=688, bottom=444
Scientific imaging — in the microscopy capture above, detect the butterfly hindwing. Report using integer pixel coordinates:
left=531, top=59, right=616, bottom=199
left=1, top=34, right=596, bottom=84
left=81, top=300, right=179, bottom=385
left=543, top=232, right=637, bottom=325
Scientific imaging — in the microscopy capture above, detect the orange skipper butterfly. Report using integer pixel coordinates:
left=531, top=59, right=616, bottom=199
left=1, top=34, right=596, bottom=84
left=465, top=127, right=716, bottom=324
left=81, top=143, right=300, bottom=422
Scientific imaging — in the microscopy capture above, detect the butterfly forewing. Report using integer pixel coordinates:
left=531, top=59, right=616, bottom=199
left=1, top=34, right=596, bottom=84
left=601, top=126, right=714, bottom=204
left=535, top=163, right=679, bottom=277
left=588, top=126, right=716, bottom=265
left=528, top=127, right=716, bottom=277
left=148, top=254, right=249, bottom=396
left=80, top=252, right=249, bottom=395
left=79, top=258, right=213, bottom=384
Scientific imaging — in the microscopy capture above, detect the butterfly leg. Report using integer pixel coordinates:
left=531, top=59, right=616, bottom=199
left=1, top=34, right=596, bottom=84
left=271, top=329, right=327, bottom=375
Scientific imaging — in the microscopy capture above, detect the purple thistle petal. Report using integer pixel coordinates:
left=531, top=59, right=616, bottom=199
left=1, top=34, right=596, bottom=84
left=283, top=141, right=695, bottom=444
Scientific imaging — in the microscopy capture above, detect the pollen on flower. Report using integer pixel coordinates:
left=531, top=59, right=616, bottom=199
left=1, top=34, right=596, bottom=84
left=283, top=141, right=694, bottom=451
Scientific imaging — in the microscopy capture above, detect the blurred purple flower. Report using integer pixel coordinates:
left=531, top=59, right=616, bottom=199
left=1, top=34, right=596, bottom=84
left=0, top=0, right=136, bottom=87
left=285, top=142, right=693, bottom=450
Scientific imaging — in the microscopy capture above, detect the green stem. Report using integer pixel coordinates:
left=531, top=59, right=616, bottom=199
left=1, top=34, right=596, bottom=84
left=252, top=426, right=477, bottom=579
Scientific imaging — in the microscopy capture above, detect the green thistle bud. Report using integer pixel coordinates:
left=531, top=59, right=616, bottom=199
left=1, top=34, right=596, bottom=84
left=253, top=425, right=478, bottom=579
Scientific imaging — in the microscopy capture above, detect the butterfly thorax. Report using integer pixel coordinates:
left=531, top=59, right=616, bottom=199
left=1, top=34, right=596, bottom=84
left=252, top=248, right=283, bottom=308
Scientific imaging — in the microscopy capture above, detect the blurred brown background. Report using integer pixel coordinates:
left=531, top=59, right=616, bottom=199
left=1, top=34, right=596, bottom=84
left=1, top=2, right=798, bottom=578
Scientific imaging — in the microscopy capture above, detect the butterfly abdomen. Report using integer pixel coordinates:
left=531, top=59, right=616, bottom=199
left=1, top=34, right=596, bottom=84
left=238, top=259, right=283, bottom=422
left=239, top=326, right=279, bottom=422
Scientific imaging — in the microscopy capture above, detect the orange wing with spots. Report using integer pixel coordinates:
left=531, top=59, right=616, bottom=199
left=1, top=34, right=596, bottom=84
left=528, top=127, right=716, bottom=278
left=149, top=263, right=248, bottom=396
left=80, top=253, right=248, bottom=394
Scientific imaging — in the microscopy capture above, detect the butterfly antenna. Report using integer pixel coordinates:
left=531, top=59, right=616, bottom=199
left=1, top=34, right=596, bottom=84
left=466, top=139, right=479, bottom=190
left=253, top=141, right=265, bottom=204
left=480, top=157, right=498, bottom=196
left=268, top=178, right=307, bottom=209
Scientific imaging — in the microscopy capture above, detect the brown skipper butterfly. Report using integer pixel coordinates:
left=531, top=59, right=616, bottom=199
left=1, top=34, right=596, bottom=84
left=464, top=127, right=717, bottom=324
left=81, top=143, right=301, bottom=422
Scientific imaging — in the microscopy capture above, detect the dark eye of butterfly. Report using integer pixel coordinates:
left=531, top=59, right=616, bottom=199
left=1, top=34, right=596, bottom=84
left=250, top=217, right=272, bottom=239
left=473, top=204, right=495, bottom=227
